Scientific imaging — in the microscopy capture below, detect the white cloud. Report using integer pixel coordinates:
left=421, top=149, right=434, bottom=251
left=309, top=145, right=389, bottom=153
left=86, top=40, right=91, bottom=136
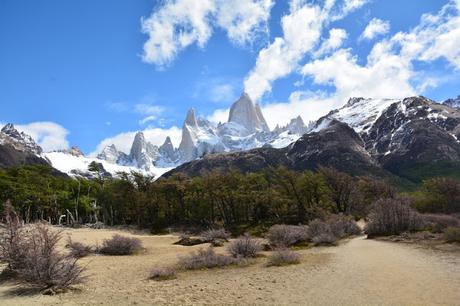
left=301, top=48, right=415, bottom=100
left=315, top=28, right=347, bottom=57
left=393, top=0, right=460, bottom=70
left=360, top=18, right=390, bottom=40
left=244, top=2, right=325, bottom=101
left=141, top=0, right=274, bottom=68
left=244, top=0, right=368, bottom=101
left=261, top=91, right=339, bottom=129
left=134, top=103, right=165, bottom=125
left=207, top=108, right=229, bottom=124
left=91, top=126, right=182, bottom=156
left=15, top=122, right=70, bottom=152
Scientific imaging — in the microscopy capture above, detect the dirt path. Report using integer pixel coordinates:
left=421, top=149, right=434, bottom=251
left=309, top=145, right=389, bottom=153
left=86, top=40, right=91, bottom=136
left=0, top=229, right=459, bottom=305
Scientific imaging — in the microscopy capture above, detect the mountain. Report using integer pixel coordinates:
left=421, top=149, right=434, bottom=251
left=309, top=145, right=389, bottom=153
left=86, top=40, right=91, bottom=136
left=228, top=92, right=269, bottom=134
left=97, top=92, right=310, bottom=168
left=0, top=124, right=50, bottom=169
left=444, top=96, right=460, bottom=109
left=166, top=96, right=460, bottom=183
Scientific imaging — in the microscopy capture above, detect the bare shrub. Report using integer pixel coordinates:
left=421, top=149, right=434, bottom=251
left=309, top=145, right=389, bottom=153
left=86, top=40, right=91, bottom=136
left=99, top=234, right=142, bottom=255
left=0, top=201, right=27, bottom=270
left=227, top=234, right=262, bottom=258
left=365, top=198, right=424, bottom=237
left=327, top=214, right=361, bottom=238
left=17, top=223, right=85, bottom=293
left=312, top=233, right=338, bottom=245
left=266, top=225, right=309, bottom=248
left=149, top=266, right=177, bottom=281
left=267, top=249, right=301, bottom=266
left=422, top=214, right=459, bottom=233
left=178, top=247, right=236, bottom=270
left=443, top=227, right=460, bottom=243
left=67, top=238, right=92, bottom=258
left=201, top=228, right=231, bottom=242
left=308, top=219, right=338, bottom=245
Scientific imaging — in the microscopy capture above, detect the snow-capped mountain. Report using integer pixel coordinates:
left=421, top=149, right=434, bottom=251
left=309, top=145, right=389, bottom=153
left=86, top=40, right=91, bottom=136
left=166, top=95, right=460, bottom=180
left=97, top=92, right=311, bottom=168
left=444, top=96, right=460, bottom=109
left=0, top=123, right=43, bottom=154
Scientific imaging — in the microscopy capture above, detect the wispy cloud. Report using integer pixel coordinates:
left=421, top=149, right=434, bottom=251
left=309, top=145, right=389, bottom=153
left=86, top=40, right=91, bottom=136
left=244, top=0, right=368, bottom=101
left=141, top=0, right=274, bottom=68
left=360, top=18, right=390, bottom=41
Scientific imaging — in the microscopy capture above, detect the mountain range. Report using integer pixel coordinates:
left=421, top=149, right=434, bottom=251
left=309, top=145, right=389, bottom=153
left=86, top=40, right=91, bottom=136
left=1, top=94, right=459, bottom=183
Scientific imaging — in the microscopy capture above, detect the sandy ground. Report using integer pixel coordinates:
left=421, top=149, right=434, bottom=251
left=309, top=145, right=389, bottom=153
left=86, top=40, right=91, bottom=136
left=1, top=228, right=459, bottom=306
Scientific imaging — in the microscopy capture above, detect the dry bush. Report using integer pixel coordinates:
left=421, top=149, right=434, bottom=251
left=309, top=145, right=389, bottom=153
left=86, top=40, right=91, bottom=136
left=266, top=225, right=309, bottom=248
left=178, top=247, right=236, bottom=270
left=67, top=238, right=93, bottom=258
left=149, top=266, right=177, bottom=281
left=227, top=234, right=262, bottom=258
left=365, top=198, right=424, bottom=237
left=99, top=234, right=142, bottom=255
left=307, top=219, right=338, bottom=245
left=267, top=249, right=300, bottom=266
left=422, top=214, right=459, bottom=233
left=311, top=233, right=338, bottom=245
left=15, top=223, right=85, bottom=293
left=0, top=202, right=27, bottom=270
left=443, top=227, right=460, bottom=243
left=327, top=214, right=361, bottom=238
left=201, top=228, right=231, bottom=242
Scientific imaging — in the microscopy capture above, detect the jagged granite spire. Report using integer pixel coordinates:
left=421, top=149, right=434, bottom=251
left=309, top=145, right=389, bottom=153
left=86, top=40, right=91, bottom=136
left=228, top=92, right=269, bottom=133
left=129, top=132, right=159, bottom=171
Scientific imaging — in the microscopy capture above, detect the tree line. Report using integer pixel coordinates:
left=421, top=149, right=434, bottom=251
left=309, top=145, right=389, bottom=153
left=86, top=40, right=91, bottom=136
left=0, top=164, right=458, bottom=231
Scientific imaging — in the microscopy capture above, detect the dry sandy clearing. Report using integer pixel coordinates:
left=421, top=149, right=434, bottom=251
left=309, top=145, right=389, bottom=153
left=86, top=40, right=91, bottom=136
left=1, top=227, right=459, bottom=305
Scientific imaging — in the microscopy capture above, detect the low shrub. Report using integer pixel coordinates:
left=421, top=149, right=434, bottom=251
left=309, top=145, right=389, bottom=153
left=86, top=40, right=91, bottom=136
left=308, top=219, right=338, bottom=245
left=201, top=228, right=231, bottom=242
left=365, top=198, right=424, bottom=237
left=67, top=238, right=93, bottom=258
left=0, top=202, right=27, bottom=270
left=266, top=225, right=309, bottom=248
left=0, top=205, right=85, bottom=293
left=327, top=214, right=361, bottom=238
left=267, top=249, right=300, bottom=266
left=422, top=214, right=459, bottom=233
left=178, top=247, right=236, bottom=270
left=227, top=235, right=262, bottom=258
left=99, top=234, right=142, bottom=255
left=149, top=266, right=177, bottom=281
left=311, top=233, right=338, bottom=245
left=16, top=224, right=85, bottom=293
left=443, top=227, right=460, bottom=243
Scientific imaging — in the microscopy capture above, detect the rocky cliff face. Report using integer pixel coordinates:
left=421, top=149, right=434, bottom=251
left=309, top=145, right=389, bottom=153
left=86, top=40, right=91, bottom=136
left=228, top=92, right=269, bottom=134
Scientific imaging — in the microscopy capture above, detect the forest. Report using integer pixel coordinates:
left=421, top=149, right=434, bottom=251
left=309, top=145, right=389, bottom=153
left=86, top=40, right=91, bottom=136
left=0, top=164, right=459, bottom=233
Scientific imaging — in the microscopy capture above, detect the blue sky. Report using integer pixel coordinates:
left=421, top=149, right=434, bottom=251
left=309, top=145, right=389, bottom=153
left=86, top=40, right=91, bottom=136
left=1, top=0, right=459, bottom=154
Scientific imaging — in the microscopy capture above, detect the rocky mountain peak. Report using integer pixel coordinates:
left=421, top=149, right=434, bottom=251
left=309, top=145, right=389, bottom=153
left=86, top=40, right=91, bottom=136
left=444, top=95, right=460, bottom=109
left=61, top=146, right=84, bottom=157
left=228, top=92, right=269, bottom=133
left=129, top=131, right=159, bottom=171
left=184, top=108, right=198, bottom=128
left=0, top=123, right=42, bottom=155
